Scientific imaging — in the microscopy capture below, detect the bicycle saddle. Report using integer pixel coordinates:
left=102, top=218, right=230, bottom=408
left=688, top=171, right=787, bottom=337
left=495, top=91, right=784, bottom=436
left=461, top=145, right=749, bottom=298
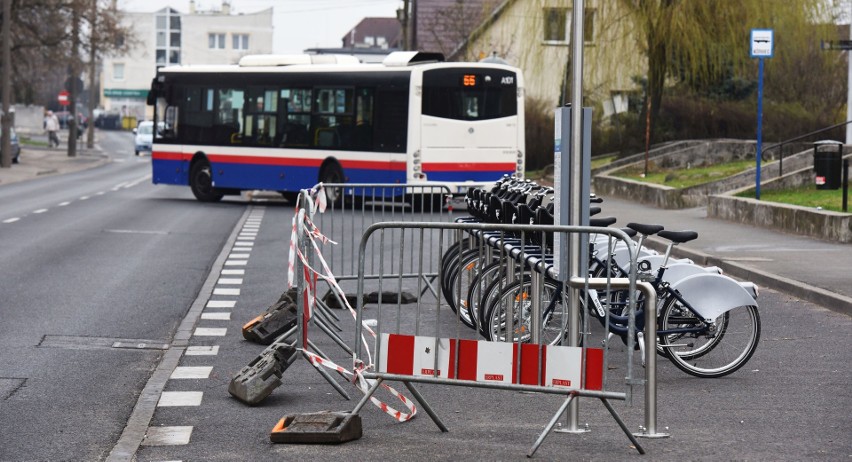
left=657, top=230, right=698, bottom=244
left=627, top=223, right=664, bottom=236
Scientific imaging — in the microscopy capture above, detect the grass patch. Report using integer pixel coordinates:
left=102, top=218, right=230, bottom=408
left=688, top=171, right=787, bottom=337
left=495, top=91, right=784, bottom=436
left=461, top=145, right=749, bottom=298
left=20, top=136, right=49, bottom=147
left=591, top=154, right=616, bottom=170
left=614, top=159, right=754, bottom=189
left=736, top=186, right=849, bottom=213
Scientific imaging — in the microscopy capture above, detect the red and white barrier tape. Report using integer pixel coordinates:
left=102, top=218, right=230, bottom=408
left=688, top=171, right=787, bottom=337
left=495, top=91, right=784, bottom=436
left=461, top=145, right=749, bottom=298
left=288, top=186, right=416, bottom=422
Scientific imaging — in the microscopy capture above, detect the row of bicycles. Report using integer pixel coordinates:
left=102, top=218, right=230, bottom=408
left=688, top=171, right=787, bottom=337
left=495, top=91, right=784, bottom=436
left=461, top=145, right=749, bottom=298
left=439, top=175, right=761, bottom=378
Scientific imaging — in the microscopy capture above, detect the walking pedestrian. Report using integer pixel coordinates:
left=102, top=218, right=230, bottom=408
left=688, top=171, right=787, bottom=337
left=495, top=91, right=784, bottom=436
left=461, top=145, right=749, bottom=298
left=45, top=110, right=60, bottom=148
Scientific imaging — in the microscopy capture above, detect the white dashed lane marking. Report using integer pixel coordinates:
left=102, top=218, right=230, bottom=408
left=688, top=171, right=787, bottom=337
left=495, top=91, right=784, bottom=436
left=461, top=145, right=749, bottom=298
left=58, top=201, right=70, bottom=206
left=33, top=209, right=48, bottom=214
left=193, top=327, right=227, bottom=337
left=221, top=269, right=245, bottom=275
left=170, top=367, right=213, bottom=380
left=224, top=260, right=247, bottom=266
left=185, top=345, right=219, bottom=356
left=2, top=217, right=20, bottom=223
left=158, top=391, right=203, bottom=407
left=141, top=426, right=193, bottom=446
left=201, top=312, right=231, bottom=321
left=217, top=278, right=243, bottom=285
left=206, top=300, right=236, bottom=308
left=212, top=288, right=240, bottom=296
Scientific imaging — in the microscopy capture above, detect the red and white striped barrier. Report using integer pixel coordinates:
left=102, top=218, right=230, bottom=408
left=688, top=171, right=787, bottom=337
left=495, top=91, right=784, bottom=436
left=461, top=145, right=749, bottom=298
left=378, top=334, right=603, bottom=391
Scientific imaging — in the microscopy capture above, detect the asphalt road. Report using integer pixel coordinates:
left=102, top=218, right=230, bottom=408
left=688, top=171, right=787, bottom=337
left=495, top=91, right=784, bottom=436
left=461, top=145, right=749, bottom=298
left=0, top=131, right=245, bottom=460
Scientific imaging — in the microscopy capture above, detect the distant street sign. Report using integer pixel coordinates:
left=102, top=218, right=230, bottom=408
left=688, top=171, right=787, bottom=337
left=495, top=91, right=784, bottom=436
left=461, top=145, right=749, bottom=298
left=821, top=40, right=852, bottom=51
left=58, top=90, right=70, bottom=106
left=750, top=29, right=774, bottom=58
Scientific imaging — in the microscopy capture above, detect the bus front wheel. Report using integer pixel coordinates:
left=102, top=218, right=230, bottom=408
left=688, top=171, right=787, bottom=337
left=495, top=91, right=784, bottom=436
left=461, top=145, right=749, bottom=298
left=190, top=161, right=224, bottom=202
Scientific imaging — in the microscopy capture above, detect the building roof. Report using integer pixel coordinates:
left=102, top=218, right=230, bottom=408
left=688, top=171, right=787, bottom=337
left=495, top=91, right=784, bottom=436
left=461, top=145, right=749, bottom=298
left=341, top=17, right=402, bottom=49
left=414, top=0, right=503, bottom=57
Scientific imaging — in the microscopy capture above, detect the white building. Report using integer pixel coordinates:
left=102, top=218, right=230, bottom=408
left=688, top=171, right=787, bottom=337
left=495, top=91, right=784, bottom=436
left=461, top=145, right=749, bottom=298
left=102, top=1, right=273, bottom=122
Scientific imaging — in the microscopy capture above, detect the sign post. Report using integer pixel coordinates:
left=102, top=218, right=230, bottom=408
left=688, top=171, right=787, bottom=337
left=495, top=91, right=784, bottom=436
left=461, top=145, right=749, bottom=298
left=750, top=29, right=773, bottom=200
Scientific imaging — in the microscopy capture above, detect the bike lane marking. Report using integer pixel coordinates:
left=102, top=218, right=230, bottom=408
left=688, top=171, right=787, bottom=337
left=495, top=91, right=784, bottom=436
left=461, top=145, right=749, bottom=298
left=106, top=205, right=263, bottom=460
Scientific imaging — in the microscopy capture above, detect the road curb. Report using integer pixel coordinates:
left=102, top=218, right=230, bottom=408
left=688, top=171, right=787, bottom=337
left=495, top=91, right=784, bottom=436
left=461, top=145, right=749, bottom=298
left=645, top=236, right=852, bottom=317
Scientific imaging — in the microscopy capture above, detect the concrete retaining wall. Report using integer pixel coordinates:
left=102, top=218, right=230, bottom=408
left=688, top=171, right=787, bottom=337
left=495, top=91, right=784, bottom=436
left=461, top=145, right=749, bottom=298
left=708, top=194, right=852, bottom=243
left=10, top=104, right=47, bottom=134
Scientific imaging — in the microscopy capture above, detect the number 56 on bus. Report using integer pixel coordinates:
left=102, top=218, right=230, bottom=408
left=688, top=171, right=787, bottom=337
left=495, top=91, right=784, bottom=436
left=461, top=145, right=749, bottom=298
left=146, top=51, right=525, bottom=203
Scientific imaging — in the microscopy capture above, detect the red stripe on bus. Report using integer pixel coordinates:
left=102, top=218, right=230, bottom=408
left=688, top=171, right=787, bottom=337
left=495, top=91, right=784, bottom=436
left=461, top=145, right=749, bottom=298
left=207, top=154, right=322, bottom=167
left=340, top=160, right=407, bottom=171
left=152, top=151, right=188, bottom=161
left=422, top=162, right=515, bottom=172
left=156, top=152, right=407, bottom=171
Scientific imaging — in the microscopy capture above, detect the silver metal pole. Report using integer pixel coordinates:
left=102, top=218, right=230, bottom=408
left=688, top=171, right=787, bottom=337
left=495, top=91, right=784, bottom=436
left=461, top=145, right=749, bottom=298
left=847, top=2, right=852, bottom=144
left=567, top=0, right=586, bottom=433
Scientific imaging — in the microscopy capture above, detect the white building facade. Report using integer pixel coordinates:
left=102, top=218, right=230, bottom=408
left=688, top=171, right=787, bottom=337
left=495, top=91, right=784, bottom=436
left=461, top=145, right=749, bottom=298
left=102, top=3, right=273, bottom=122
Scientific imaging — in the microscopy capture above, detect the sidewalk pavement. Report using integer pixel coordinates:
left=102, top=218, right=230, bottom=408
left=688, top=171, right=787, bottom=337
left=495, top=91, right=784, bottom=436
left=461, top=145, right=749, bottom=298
left=0, top=135, right=108, bottom=187
left=598, top=196, right=852, bottom=316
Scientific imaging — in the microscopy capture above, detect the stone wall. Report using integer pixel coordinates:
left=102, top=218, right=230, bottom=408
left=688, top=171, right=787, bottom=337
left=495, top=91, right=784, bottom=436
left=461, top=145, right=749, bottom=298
left=708, top=193, right=852, bottom=243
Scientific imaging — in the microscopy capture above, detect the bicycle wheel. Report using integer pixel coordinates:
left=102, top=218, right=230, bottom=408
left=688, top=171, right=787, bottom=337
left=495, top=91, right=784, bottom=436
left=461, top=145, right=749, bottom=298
left=475, top=261, right=524, bottom=336
left=447, top=249, right=493, bottom=329
left=658, top=297, right=760, bottom=378
left=483, top=277, right=576, bottom=345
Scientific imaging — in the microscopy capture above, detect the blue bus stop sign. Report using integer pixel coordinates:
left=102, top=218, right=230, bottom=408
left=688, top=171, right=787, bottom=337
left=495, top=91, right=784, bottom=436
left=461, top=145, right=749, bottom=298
left=752, top=29, right=773, bottom=199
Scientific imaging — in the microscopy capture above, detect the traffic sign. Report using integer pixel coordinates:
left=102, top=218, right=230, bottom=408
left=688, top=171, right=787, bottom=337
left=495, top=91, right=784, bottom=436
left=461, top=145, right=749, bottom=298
left=58, top=90, right=70, bottom=106
left=750, top=29, right=774, bottom=58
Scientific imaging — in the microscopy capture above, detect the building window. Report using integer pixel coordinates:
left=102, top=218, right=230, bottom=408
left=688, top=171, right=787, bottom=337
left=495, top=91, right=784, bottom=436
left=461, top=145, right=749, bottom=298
left=113, top=63, right=125, bottom=81
left=232, top=33, right=249, bottom=50
left=209, top=33, right=226, bottom=49
left=542, top=7, right=595, bottom=44
left=543, top=8, right=567, bottom=42
left=155, top=8, right=181, bottom=67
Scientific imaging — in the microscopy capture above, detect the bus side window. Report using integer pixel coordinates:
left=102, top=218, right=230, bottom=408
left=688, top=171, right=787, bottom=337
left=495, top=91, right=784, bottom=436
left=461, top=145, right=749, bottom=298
left=215, top=88, right=245, bottom=144
left=280, top=88, right=312, bottom=147
left=373, top=88, right=408, bottom=152
left=350, top=89, right=374, bottom=151
left=163, top=105, right=178, bottom=138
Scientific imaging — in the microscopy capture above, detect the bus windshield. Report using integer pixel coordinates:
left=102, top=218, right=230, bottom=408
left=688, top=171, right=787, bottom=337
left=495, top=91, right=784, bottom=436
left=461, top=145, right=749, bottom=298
left=421, top=68, right=517, bottom=121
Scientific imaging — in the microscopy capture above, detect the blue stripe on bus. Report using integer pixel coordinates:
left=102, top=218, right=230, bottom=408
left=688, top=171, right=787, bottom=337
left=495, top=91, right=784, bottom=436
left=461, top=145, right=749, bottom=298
left=152, top=159, right=406, bottom=192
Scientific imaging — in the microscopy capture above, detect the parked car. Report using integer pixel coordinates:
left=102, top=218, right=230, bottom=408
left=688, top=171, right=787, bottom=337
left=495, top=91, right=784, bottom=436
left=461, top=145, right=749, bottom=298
left=133, top=121, right=154, bottom=156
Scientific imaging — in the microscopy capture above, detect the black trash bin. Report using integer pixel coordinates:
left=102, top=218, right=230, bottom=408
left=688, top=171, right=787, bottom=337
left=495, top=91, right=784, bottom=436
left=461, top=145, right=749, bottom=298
left=813, top=140, right=843, bottom=190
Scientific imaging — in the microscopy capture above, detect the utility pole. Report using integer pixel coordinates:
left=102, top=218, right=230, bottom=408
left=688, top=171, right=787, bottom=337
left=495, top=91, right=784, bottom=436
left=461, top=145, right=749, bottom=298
left=87, top=0, right=97, bottom=149
left=68, top=1, right=81, bottom=157
left=410, top=0, right=417, bottom=51
left=847, top=1, right=851, bottom=144
left=1, top=0, right=11, bottom=169
left=399, top=0, right=409, bottom=50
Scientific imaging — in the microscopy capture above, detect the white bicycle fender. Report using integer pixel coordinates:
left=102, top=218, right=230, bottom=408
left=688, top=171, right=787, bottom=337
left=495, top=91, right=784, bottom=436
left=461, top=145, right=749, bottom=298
left=661, top=263, right=714, bottom=285
left=670, top=273, right=757, bottom=321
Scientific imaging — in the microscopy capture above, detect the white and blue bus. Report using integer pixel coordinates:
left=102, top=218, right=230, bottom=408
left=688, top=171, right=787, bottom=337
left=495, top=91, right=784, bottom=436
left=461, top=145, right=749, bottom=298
left=147, top=51, right=524, bottom=202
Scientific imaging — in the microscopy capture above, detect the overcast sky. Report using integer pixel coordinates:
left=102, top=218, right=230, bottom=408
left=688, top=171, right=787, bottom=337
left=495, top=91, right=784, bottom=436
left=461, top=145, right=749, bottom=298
left=118, top=0, right=402, bottom=54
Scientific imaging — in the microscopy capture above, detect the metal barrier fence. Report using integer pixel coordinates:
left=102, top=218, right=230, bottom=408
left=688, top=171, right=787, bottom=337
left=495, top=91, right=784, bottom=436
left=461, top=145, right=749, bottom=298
left=309, top=183, right=454, bottom=283
left=346, top=221, right=661, bottom=456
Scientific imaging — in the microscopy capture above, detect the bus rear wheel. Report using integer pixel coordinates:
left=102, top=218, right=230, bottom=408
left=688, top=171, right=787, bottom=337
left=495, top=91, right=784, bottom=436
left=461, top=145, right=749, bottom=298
left=319, top=162, right=344, bottom=205
left=190, top=161, right=224, bottom=202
